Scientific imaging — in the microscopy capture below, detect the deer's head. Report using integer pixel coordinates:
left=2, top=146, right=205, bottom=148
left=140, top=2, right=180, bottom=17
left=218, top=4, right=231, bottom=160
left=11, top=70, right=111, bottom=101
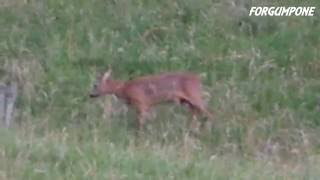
left=89, top=69, right=113, bottom=98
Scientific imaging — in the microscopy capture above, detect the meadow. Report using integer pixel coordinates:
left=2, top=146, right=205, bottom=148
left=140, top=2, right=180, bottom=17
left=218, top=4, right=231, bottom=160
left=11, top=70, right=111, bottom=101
left=0, top=0, right=320, bottom=179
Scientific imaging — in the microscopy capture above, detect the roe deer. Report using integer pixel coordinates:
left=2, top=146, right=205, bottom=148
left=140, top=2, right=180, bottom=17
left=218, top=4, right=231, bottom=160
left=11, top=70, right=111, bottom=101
left=89, top=69, right=213, bottom=131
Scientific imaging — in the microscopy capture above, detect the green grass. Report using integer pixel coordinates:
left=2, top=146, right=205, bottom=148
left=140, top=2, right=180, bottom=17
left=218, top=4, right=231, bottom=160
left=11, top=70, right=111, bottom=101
left=1, top=0, right=320, bottom=179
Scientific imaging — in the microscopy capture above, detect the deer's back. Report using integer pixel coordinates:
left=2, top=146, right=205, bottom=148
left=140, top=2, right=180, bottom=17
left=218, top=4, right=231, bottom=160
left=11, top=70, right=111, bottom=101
left=121, top=72, right=200, bottom=104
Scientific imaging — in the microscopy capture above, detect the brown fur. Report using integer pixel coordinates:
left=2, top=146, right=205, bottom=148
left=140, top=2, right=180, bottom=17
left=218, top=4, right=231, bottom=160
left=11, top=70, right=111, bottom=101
left=90, top=70, right=213, bottom=130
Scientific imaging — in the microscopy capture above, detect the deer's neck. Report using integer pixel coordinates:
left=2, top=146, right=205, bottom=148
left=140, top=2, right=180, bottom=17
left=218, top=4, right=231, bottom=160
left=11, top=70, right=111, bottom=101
left=109, top=80, right=125, bottom=97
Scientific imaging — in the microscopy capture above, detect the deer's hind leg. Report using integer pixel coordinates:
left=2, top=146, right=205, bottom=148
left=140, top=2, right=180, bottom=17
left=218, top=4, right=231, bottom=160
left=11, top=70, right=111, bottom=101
left=183, top=81, right=214, bottom=120
left=183, top=91, right=214, bottom=120
left=177, top=98, right=201, bottom=132
left=179, top=94, right=214, bottom=132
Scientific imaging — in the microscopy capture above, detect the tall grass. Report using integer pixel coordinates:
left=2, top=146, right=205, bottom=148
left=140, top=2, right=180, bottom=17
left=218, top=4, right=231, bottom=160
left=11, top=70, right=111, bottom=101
left=0, top=0, right=320, bottom=179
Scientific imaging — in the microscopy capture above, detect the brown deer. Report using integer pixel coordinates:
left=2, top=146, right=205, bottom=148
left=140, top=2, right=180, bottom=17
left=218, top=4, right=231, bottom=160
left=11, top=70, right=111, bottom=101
left=89, top=69, right=213, bottom=131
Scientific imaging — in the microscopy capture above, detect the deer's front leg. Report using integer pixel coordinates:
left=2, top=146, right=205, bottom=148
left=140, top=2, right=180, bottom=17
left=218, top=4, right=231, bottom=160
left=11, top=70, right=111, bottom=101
left=138, top=109, right=147, bottom=131
left=132, top=101, right=150, bottom=131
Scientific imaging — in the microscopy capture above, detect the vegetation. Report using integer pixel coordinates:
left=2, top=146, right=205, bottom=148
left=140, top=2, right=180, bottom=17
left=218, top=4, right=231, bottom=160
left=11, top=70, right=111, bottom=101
left=0, top=0, right=320, bottom=179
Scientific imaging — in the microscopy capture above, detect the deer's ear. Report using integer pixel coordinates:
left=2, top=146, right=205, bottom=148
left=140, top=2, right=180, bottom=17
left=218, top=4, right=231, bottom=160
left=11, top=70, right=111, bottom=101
left=103, top=69, right=112, bottom=81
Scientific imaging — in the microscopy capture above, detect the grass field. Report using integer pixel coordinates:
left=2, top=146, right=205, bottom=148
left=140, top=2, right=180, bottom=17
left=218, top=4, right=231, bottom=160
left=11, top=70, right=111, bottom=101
left=1, top=0, right=320, bottom=179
